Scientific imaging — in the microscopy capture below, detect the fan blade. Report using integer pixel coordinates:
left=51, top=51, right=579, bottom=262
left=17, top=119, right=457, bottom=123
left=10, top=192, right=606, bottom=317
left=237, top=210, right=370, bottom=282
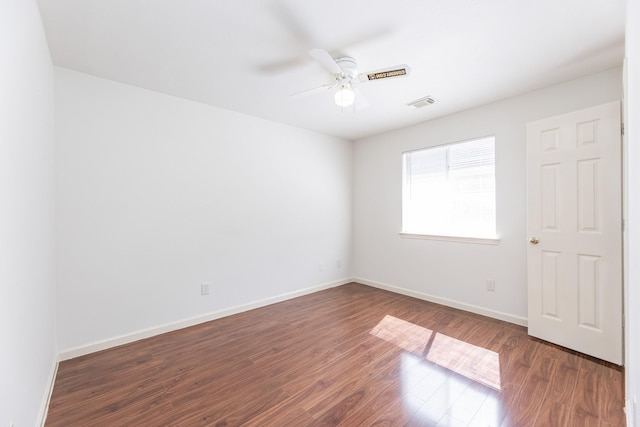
left=290, top=82, right=336, bottom=100
left=309, top=48, right=342, bottom=75
left=357, top=64, right=411, bottom=82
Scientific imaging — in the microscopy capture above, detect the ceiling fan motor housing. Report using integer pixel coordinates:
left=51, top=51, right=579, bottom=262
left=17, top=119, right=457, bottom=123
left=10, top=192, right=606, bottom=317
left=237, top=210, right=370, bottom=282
left=334, top=57, right=358, bottom=79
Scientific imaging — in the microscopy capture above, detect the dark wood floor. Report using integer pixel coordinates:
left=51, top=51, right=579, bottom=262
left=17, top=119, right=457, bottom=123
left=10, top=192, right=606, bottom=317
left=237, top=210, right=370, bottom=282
left=45, top=283, right=625, bottom=426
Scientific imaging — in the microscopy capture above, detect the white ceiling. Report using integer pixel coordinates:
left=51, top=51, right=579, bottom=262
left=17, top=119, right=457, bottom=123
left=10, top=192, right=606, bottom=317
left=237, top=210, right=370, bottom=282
left=36, top=0, right=626, bottom=141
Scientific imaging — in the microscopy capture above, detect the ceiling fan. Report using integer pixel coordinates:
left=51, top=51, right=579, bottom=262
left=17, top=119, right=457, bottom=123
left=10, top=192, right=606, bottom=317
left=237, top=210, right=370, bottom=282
left=292, top=48, right=411, bottom=108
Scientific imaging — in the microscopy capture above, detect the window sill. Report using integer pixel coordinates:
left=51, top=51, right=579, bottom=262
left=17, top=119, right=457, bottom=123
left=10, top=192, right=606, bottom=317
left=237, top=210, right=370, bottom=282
left=399, top=232, right=501, bottom=245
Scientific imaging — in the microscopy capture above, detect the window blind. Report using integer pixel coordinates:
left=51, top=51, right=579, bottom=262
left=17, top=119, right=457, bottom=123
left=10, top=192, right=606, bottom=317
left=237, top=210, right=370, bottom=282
left=403, top=136, right=496, bottom=239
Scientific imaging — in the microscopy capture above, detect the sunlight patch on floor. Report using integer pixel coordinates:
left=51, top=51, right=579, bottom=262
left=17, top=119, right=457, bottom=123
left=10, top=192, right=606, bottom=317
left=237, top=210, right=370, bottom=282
left=427, top=332, right=501, bottom=390
left=370, top=315, right=501, bottom=391
left=369, top=314, right=434, bottom=354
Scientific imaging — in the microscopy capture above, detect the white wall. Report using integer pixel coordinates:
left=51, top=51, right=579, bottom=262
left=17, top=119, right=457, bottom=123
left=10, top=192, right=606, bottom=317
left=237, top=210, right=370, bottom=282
left=0, top=1, right=57, bottom=426
left=625, top=0, right=640, bottom=423
left=55, top=68, right=352, bottom=353
left=353, top=68, right=622, bottom=322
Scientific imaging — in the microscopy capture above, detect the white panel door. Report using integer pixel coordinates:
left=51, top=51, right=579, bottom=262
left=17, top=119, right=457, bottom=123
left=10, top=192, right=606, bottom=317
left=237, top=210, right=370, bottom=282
left=527, top=101, right=622, bottom=365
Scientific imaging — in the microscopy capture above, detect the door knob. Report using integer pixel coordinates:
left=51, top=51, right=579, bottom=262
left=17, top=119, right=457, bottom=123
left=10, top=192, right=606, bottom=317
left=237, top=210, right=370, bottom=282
left=529, top=237, right=540, bottom=244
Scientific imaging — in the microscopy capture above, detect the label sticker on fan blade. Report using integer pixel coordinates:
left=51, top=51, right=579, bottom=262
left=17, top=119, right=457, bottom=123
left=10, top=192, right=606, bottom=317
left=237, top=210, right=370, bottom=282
left=367, top=69, right=406, bottom=80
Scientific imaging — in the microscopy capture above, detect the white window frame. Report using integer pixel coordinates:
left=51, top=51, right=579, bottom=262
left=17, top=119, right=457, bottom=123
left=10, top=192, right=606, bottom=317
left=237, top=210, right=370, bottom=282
left=400, top=136, right=500, bottom=245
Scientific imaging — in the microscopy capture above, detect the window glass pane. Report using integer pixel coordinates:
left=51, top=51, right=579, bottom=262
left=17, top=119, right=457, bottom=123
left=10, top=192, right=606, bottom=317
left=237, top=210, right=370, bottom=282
left=403, top=136, right=496, bottom=239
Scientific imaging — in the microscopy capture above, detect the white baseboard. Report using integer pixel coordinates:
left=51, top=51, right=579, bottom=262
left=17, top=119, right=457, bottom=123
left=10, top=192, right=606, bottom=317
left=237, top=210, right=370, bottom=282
left=58, top=278, right=351, bottom=361
left=57, top=276, right=527, bottom=361
left=354, top=277, right=528, bottom=327
left=38, top=357, right=59, bottom=427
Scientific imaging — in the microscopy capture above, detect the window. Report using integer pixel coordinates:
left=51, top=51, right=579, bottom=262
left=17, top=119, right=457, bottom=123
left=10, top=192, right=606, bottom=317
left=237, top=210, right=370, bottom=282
left=402, top=136, right=497, bottom=242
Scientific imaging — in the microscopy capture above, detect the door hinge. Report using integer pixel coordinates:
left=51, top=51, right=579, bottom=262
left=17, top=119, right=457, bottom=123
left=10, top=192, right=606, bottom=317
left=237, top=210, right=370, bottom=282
left=623, top=219, right=626, bottom=232
left=621, top=123, right=625, bottom=136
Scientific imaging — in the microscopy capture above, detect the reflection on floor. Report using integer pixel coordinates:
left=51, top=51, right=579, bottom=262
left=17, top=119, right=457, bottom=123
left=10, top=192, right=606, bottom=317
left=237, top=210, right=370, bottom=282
left=371, top=314, right=501, bottom=391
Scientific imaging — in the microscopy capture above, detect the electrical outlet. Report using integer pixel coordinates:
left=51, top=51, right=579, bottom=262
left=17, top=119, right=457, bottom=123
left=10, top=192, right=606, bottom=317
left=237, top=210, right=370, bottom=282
left=486, top=279, right=495, bottom=292
left=200, top=283, right=210, bottom=295
left=319, top=263, right=325, bottom=272
left=336, top=259, right=342, bottom=269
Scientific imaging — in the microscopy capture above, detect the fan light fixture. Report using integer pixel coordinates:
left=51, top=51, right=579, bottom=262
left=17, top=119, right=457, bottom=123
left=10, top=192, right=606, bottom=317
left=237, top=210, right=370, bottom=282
left=334, top=85, right=355, bottom=107
left=291, top=49, right=411, bottom=109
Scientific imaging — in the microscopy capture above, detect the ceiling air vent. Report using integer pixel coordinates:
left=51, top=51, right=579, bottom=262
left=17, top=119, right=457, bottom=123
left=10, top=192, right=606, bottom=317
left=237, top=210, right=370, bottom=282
left=407, top=96, right=436, bottom=109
